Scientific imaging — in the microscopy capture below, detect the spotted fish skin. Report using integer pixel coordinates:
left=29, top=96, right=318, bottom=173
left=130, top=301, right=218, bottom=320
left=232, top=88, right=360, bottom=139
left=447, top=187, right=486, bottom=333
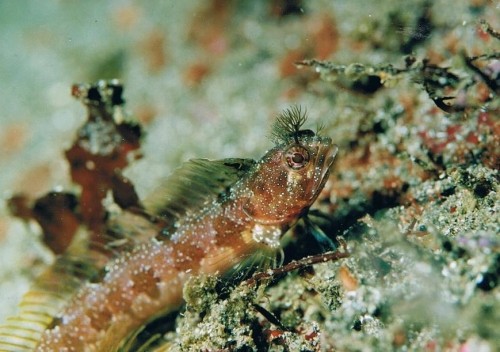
left=36, top=109, right=337, bottom=351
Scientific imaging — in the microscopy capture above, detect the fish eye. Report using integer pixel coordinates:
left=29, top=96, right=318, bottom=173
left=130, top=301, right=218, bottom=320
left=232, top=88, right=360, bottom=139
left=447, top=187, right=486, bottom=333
left=284, top=145, right=310, bottom=170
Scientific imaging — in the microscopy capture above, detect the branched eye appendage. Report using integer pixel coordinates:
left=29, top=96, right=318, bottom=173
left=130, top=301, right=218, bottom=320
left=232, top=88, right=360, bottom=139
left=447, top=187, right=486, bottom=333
left=271, top=105, right=313, bottom=145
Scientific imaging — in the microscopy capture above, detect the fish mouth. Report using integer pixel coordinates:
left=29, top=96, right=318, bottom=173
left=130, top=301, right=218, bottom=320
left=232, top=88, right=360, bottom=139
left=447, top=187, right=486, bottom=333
left=311, top=139, right=338, bottom=200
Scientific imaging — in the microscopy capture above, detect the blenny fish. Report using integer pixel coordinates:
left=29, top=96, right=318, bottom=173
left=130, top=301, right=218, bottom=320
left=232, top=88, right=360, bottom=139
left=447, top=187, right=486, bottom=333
left=0, top=91, right=337, bottom=351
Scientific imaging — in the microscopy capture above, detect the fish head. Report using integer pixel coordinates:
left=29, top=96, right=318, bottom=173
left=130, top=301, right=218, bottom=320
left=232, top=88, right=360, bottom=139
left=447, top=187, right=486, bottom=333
left=242, top=107, right=338, bottom=226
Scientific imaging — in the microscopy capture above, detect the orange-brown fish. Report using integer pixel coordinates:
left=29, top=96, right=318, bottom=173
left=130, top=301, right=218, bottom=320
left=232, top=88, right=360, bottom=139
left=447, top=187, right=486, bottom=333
left=6, top=107, right=337, bottom=351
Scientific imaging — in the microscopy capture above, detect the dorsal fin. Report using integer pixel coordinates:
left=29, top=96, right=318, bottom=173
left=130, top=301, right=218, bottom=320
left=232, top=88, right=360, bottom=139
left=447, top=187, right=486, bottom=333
left=144, top=158, right=255, bottom=227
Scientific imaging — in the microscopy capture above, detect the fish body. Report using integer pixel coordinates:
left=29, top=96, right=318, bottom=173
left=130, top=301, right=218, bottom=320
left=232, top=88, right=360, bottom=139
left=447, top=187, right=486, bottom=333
left=34, top=107, right=337, bottom=351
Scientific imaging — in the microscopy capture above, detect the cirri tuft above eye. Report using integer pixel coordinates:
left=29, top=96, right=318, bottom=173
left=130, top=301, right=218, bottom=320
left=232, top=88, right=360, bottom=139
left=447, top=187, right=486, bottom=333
left=284, top=145, right=310, bottom=170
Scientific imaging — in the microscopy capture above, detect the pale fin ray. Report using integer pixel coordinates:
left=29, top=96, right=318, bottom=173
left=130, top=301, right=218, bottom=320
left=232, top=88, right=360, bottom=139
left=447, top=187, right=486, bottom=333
left=0, top=255, right=99, bottom=351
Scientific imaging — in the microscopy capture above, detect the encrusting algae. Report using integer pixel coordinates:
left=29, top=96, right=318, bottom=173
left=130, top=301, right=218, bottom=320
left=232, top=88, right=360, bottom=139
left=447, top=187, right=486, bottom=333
left=0, top=81, right=338, bottom=351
